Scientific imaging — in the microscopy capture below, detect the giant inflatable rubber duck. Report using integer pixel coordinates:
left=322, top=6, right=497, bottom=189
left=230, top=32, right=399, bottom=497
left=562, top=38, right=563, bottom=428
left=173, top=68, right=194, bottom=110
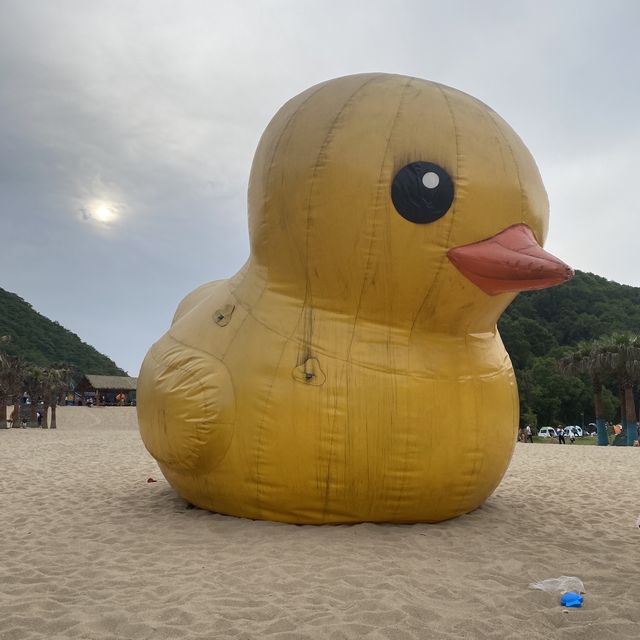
left=138, top=73, right=572, bottom=523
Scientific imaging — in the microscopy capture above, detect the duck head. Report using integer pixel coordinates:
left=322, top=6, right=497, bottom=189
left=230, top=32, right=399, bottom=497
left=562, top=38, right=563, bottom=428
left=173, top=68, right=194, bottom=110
left=241, top=73, right=572, bottom=334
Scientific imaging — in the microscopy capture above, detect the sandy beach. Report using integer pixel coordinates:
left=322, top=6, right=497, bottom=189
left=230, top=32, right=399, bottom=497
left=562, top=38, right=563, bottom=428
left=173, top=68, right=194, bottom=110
left=1, top=407, right=638, bottom=639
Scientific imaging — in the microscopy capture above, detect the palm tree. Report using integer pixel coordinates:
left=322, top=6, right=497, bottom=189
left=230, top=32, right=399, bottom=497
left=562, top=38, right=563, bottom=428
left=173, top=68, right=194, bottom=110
left=6, top=357, right=27, bottom=427
left=23, top=366, right=46, bottom=428
left=559, top=341, right=608, bottom=445
left=595, top=333, right=640, bottom=446
left=0, top=336, right=11, bottom=428
left=41, top=366, right=72, bottom=429
left=0, top=336, right=28, bottom=429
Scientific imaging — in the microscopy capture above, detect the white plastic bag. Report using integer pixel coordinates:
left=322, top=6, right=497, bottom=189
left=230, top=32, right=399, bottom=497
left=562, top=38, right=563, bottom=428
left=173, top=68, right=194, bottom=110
left=529, top=576, right=585, bottom=594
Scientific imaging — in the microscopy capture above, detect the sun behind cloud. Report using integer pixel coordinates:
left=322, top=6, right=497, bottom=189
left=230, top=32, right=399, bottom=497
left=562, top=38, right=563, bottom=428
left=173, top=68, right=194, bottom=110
left=93, top=203, right=116, bottom=223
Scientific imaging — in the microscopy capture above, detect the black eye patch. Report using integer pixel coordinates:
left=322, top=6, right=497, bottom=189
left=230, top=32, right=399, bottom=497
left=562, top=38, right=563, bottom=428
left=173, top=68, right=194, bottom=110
left=391, top=162, right=454, bottom=224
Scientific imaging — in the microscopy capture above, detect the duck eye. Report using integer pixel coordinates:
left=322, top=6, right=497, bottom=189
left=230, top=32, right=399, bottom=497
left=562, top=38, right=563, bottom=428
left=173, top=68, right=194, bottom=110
left=391, top=162, right=454, bottom=224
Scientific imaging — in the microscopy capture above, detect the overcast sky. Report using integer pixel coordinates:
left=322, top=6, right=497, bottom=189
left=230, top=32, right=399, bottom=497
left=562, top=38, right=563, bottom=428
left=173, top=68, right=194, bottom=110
left=1, top=0, right=638, bottom=375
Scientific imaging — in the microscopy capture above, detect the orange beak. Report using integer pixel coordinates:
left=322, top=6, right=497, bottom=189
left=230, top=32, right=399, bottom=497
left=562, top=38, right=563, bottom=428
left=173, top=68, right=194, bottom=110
left=447, top=224, right=574, bottom=295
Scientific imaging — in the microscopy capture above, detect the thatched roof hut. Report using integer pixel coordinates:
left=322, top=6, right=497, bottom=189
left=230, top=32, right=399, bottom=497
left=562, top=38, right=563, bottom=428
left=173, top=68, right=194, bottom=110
left=75, top=375, right=137, bottom=405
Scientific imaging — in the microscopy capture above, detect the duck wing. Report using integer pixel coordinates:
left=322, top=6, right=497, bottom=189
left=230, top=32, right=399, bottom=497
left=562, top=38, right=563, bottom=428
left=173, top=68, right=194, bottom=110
left=137, top=333, right=235, bottom=473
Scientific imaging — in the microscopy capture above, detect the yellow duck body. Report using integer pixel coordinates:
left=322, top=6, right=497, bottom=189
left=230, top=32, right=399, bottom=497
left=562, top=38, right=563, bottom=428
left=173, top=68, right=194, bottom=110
left=138, top=73, right=571, bottom=523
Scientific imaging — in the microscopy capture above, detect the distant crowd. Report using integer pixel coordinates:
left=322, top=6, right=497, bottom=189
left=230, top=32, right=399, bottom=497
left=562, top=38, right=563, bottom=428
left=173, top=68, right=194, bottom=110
left=518, top=422, right=640, bottom=446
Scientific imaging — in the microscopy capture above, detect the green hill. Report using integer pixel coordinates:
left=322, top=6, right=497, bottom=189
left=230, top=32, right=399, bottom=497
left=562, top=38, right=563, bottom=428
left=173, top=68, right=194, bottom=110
left=499, top=270, right=640, bottom=427
left=500, top=271, right=640, bottom=366
left=0, top=287, right=125, bottom=376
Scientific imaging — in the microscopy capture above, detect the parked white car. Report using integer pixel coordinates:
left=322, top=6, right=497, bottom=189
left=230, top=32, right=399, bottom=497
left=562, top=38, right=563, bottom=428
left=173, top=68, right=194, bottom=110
left=538, top=427, right=557, bottom=438
left=564, top=426, right=583, bottom=438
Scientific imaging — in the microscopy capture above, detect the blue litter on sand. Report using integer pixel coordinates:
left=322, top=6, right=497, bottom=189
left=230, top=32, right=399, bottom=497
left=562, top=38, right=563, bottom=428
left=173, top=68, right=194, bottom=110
left=560, top=592, right=583, bottom=608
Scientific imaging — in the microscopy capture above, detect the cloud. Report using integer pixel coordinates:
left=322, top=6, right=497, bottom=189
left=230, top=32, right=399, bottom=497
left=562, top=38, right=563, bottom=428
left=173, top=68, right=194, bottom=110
left=0, top=0, right=638, bottom=373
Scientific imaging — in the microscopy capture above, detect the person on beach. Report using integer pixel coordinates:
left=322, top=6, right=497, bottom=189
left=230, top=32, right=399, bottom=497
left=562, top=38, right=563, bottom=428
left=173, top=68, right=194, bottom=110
left=525, top=425, right=533, bottom=443
left=557, top=426, right=565, bottom=444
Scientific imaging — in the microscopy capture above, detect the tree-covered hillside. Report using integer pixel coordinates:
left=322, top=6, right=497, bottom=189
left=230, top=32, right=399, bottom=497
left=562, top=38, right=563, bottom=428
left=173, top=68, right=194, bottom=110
left=499, top=270, right=640, bottom=427
left=0, top=287, right=125, bottom=376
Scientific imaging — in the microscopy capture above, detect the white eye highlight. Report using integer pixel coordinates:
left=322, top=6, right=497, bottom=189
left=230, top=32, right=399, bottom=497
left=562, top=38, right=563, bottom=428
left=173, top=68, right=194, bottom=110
left=422, top=172, right=440, bottom=189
